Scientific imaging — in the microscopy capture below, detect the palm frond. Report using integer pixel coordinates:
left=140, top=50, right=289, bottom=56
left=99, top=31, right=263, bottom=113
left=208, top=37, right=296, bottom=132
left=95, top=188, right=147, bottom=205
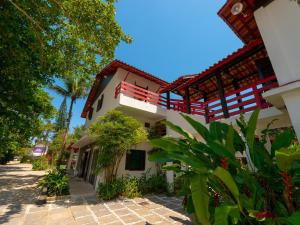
left=49, top=84, right=70, bottom=97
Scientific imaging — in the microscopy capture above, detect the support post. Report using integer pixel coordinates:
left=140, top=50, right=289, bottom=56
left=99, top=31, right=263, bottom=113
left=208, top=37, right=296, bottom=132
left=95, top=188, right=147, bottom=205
left=216, top=73, right=229, bottom=118
left=233, top=81, right=243, bottom=110
left=203, top=94, right=210, bottom=124
left=166, top=91, right=171, bottom=110
left=185, top=87, right=191, bottom=114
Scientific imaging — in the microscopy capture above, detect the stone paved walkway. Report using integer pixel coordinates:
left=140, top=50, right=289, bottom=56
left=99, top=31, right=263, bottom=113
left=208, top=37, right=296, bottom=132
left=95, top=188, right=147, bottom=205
left=0, top=162, right=192, bottom=225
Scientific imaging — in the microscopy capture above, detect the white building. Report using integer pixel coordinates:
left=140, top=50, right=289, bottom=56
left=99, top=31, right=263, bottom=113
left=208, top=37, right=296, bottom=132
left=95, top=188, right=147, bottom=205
left=71, top=0, right=300, bottom=189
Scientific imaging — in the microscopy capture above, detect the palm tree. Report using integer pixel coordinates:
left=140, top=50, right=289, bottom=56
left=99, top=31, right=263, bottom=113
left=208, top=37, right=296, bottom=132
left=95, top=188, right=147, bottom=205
left=50, top=75, right=89, bottom=164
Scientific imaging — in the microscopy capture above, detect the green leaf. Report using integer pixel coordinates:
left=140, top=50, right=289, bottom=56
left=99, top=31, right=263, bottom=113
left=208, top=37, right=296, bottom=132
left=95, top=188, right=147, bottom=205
left=225, top=125, right=235, bottom=154
left=190, top=174, right=211, bottom=225
left=213, top=167, right=241, bottom=209
left=271, top=130, right=294, bottom=157
left=181, top=113, right=210, bottom=141
left=214, top=205, right=240, bottom=225
left=246, top=109, right=260, bottom=161
left=148, top=150, right=173, bottom=163
left=165, top=121, right=195, bottom=141
left=287, top=211, right=300, bottom=225
left=275, top=148, right=300, bottom=171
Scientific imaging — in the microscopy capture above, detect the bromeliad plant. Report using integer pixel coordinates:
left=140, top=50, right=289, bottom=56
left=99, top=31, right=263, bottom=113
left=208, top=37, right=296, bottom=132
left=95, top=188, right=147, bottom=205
left=149, top=110, right=300, bottom=225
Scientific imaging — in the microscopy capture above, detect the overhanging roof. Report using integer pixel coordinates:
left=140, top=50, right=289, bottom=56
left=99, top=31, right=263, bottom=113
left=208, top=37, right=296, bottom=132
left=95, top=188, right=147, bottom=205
left=81, top=60, right=169, bottom=118
left=218, top=0, right=261, bottom=43
left=174, top=39, right=270, bottom=100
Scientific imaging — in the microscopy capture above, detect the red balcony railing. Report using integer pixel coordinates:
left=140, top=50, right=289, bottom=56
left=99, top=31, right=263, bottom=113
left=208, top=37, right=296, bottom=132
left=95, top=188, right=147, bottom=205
left=115, top=81, right=205, bottom=115
left=204, top=75, right=278, bottom=122
left=115, top=76, right=278, bottom=122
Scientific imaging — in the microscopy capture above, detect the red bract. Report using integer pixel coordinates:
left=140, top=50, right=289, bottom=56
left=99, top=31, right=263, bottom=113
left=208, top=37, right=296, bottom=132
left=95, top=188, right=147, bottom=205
left=220, top=157, right=229, bottom=169
left=280, top=171, right=293, bottom=191
left=255, top=211, right=273, bottom=219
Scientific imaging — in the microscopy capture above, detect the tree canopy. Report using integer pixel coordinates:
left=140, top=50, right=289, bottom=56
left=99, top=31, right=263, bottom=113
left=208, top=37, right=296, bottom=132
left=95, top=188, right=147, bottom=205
left=0, top=0, right=131, bottom=163
left=89, top=110, right=148, bottom=182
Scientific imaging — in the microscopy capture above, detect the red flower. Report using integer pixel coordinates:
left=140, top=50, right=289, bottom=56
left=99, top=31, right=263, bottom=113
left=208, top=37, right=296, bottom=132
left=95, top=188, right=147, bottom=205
left=255, top=211, right=273, bottom=219
left=220, top=157, right=229, bottom=169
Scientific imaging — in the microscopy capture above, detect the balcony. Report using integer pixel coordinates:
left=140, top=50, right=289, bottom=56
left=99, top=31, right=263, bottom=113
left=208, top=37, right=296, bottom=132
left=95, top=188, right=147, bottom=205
left=114, top=76, right=278, bottom=123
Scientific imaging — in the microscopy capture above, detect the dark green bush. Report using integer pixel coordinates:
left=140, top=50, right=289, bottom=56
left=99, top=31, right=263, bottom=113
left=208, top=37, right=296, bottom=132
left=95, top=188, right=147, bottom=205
left=139, top=173, right=168, bottom=194
left=38, top=169, right=69, bottom=196
left=32, top=156, right=49, bottom=170
left=97, top=173, right=168, bottom=200
left=20, top=155, right=34, bottom=163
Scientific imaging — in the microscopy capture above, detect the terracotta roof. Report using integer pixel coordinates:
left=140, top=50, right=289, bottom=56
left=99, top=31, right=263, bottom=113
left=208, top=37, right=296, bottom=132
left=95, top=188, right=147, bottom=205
left=81, top=60, right=169, bottom=118
left=218, top=0, right=261, bottom=43
left=176, top=39, right=270, bottom=100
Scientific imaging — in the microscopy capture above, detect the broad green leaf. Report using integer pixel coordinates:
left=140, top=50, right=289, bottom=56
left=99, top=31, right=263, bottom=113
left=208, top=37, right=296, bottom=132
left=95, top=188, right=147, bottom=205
left=207, top=141, right=236, bottom=161
left=181, top=113, right=210, bottom=141
left=165, top=121, right=195, bottom=141
left=287, top=211, right=300, bottom=225
left=190, top=174, right=211, bottom=225
left=162, top=164, right=183, bottom=173
left=246, top=109, right=260, bottom=161
left=214, top=205, right=240, bottom=225
left=148, top=151, right=173, bottom=163
left=275, top=148, right=300, bottom=171
left=210, top=121, right=226, bottom=142
left=225, top=125, right=235, bottom=154
left=213, top=167, right=241, bottom=209
left=271, top=130, right=294, bottom=157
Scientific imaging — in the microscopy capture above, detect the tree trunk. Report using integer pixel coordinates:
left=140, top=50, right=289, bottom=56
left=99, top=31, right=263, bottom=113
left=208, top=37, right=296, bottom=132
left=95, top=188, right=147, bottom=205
left=57, top=96, right=75, bottom=167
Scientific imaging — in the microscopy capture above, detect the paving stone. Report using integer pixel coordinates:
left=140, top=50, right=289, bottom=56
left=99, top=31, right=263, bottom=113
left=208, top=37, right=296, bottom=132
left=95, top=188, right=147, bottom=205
left=75, top=215, right=97, bottom=225
left=120, top=214, right=142, bottom=223
left=143, top=214, right=166, bottom=224
left=98, top=214, right=119, bottom=223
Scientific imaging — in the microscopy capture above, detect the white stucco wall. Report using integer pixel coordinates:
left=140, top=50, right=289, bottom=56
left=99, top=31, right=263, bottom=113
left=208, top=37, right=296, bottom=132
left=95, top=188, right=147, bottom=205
left=254, top=0, right=300, bottom=85
left=254, top=0, right=300, bottom=140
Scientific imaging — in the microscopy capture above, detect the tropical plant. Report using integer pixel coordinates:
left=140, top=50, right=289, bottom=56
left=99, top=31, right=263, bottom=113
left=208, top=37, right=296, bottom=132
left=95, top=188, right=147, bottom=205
left=149, top=110, right=300, bottom=225
left=32, top=156, right=49, bottom=171
left=50, top=76, right=90, bottom=165
left=38, top=169, right=69, bottom=196
left=89, top=109, right=148, bottom=183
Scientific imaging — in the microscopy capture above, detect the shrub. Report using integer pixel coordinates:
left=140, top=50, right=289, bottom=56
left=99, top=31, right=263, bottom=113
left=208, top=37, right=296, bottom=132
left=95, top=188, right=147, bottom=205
left=123, top=177, right=141, bottom=198
left=38, top=169, right=69, bottom=196
left=32, top=156, right=49, bottom=170
left=139, top=173, right=168, bottom=194
left=20, top=155, right=34, bottom=163
left=97, top=173, right=168, bottom=200
left=97, top=179, right=123, bottom=200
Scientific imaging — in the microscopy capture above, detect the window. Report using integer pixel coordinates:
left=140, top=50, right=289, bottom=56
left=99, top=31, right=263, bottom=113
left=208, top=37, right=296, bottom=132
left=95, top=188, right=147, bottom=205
left=88, top=107, right=93, bottom=120
left=125, top=150, right=146, bottom=171
left=144, top=122, right=150, bottom=128
left=96, top=95, right=104, bottom=112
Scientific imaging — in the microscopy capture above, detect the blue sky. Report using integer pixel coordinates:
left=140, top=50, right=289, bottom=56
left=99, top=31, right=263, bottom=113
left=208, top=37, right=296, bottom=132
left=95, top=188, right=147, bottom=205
left=48, top=0, right=242, bottom=131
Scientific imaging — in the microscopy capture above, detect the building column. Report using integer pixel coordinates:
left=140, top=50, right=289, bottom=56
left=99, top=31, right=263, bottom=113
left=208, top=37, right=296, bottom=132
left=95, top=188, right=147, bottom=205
left=216, top=74, right=229, bottom=118
left=166, top=91, right=171, bottom=109
left=282, top=90, right=300, bottom=141
left=166, top=162, right=174, bottom=192
left=184, top=87, right=191, bottom=114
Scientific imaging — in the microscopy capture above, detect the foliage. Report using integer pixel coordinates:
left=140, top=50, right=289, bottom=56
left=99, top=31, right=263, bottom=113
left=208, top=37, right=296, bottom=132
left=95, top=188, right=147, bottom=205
left=149, top=110, right=300, bottom=225
left=38, top=169, right=69, bottom=196
left=51, top=76, right=90, bottom=165
left=139, top=172, right=168, bottom=194
left=19, top=147, right=34, bottom=163
left=0, top=0, right=130, bottom=165
left=97, top=173, right=168, bottom=200
left=32, top=156, right=49, bottom=170
left=55, top=96, right=68, bottom=132
left=89, top=110, right=148, bottom=183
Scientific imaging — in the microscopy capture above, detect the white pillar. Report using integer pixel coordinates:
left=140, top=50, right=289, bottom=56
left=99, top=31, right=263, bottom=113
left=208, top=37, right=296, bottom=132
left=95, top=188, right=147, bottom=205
left=254, top=0, right=300, bottom=141
left=282, top=90, right=300, bottom=140
left=166, top=162, right=174, bottom=192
